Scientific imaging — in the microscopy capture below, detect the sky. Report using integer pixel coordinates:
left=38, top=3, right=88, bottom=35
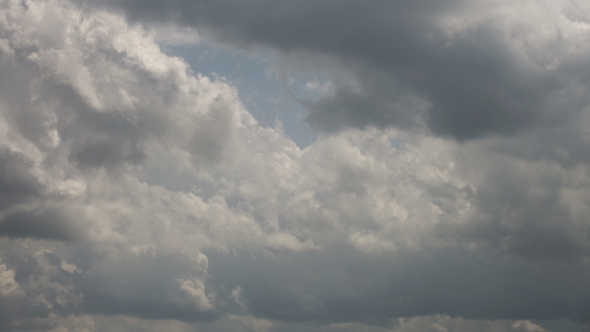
left=1, top=0, right=590, bottom=331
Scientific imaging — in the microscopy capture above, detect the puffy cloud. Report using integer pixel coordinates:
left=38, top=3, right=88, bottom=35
left=1, top=0, right=590, bottom=331
left=82, top=0, right=590, bottom=141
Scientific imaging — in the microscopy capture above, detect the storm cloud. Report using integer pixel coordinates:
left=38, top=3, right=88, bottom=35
left=84, top=0, right=590, bottom=140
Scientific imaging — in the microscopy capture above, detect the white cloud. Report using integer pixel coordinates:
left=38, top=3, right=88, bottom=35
left=0, top=260, right=20, bottom=296
left=177, top=277, right=214, bottom=311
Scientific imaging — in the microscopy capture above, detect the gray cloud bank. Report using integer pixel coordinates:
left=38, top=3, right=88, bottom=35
left=88, top=0, right=590, bottom=141
left=1, top=0, right=590, bottom=331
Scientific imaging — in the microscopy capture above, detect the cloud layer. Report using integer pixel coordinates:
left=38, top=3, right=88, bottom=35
left=1, top=0, right=590, bottom=331
left=88, top=0, right=590, bottom=140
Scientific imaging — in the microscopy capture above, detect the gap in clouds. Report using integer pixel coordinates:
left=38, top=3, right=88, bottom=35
left=157, top=37, right=319, bottom=149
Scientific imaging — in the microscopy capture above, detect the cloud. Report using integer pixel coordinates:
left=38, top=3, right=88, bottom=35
left=0, top=148, right=85, bottom=241
left=0, top=148, right=44, bottom=209
left=82, top=0, right=590, bottom=141
left=1, top=0, right=590, bottom=331
left=0, top=208, right=84, bottom=241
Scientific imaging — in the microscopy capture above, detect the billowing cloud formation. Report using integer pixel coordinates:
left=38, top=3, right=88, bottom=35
left=1, top=0, right=590, bottom=331
left=86, top=0, right=590, bottom=140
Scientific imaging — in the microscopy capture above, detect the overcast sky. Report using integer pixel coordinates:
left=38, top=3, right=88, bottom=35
left=1, top=0, right=590, bottom=331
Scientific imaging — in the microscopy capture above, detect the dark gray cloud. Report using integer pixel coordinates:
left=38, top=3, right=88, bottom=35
left=0, top=208, right=84, bottom=241
left=80, top=252, right=216, bottom=322
left=0, top=149, right=43, bottom=209
left=83, top=0, right=588, bottom=140
left=206, top=247, right=590, bottom=325
left=432, top=156, right=590, bottom=264
left=0, top=149, right=85, bottom=241
left=0, top=248, right=84, bottom=331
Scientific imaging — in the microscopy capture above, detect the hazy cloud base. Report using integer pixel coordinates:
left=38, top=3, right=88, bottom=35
left=1, top=0, right=590, bottom=331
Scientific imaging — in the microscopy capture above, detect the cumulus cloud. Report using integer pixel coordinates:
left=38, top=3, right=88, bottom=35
left=1, top=0, right=590, bottom=331
left=83, top=0, right=590, bottom=141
